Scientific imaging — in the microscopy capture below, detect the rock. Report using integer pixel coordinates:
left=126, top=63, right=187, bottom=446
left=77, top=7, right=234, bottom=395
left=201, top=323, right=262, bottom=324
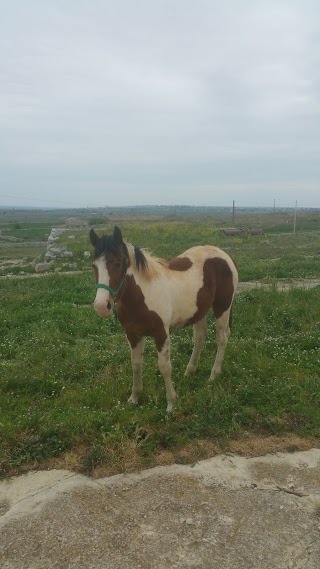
left=68, top=235, right=75, bottom=240
left=47, top=227, right=65, bottom=244
left=45, top=252, right=56, bottom=261
left=47, top=244, right=67, bottom=253
left=46, top=245, right=72, bottom=261
left=44, top=227, right=72, bottom=263
left=84, top=251, right=91, bottom=259
left=35, top=262, right=53, bottom=273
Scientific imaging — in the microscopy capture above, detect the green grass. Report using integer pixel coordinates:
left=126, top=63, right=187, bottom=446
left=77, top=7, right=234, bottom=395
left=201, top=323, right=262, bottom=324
left=1, top=215, right=319, bottom=476
left=2, top=213, right=320, bottom=278
left=0, top=270, right=319, bottom=477
left=0, top=244, right=47, bottom=276
left=59, top=221, right=320, bottom=281
left=0, top=221, right=54, bottom=241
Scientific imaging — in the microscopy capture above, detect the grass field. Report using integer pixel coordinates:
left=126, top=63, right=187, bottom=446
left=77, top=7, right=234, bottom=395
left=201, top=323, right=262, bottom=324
left=0, top=217, right=320, bottom=478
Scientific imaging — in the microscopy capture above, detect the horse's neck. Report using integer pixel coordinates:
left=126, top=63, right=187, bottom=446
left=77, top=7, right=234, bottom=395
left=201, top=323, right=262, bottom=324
left=120, top=245, right=159, bottom=309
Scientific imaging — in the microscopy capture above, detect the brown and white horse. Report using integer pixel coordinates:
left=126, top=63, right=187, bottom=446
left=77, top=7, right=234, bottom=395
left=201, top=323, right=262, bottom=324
left=90, top=226, right=238, bottom=411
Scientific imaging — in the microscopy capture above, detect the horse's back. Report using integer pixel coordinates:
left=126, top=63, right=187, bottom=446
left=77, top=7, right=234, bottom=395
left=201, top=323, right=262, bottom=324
left=177, top=245, right=238, bottom=283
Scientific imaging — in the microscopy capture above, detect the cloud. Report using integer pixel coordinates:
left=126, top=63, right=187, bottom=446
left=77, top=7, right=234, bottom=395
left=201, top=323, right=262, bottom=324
left=0, top=0, right=320, bottom=207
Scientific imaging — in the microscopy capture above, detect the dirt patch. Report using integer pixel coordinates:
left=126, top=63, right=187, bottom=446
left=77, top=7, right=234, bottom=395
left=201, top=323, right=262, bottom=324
left=21, top=434, right=320, bottom=481
left=225, top=434, right=320, bottom=456
left=2, top=267, right=320, bottom=291
left=237, top=279, right=320, bottom=292
left=0, top=269, right=90, bottom=279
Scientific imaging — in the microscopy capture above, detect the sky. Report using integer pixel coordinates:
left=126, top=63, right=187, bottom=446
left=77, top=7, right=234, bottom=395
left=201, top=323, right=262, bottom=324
left=1, top=0, right=320, bottom=209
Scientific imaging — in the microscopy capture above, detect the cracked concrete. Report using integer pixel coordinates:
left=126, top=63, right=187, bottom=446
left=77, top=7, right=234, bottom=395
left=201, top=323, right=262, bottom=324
left=1, top=450, right=320, bottom=568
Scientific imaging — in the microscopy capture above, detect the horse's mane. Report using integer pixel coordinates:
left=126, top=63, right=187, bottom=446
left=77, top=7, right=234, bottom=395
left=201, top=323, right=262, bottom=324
left=93, top=233, right=166, bottom=279
left=126, top=242, right=167, bottom=279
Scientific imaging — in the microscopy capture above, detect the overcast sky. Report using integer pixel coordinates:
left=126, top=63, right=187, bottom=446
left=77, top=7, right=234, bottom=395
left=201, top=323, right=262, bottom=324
left=1, top=0, right=320, bottom=208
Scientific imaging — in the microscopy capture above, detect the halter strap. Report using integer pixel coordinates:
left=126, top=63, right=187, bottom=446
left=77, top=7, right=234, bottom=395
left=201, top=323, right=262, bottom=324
left=95, top=258, right=128, bottom=321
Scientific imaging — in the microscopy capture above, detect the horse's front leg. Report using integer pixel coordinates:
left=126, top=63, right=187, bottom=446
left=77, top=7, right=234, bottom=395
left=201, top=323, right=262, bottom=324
left=127, top=335, right=145, bottom=405
left=156, top=334, right=176, bottom=412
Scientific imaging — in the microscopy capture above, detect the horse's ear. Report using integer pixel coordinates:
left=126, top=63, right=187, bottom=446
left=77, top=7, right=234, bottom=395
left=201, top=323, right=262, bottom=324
left=90, top=228, right=99, bottom=246
left=113, top=226, right=123, bottom=246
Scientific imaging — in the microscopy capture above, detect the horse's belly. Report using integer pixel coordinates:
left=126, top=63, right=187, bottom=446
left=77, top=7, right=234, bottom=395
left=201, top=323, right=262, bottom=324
left=169, top=318, right=191, bottom=331
left=142, top=266, right=205, bottom=330
left=169, top=279, right=203, bottom=328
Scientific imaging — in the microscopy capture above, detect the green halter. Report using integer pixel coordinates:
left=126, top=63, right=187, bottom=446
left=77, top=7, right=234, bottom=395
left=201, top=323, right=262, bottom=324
left=95, top=258, right=128, bottom=322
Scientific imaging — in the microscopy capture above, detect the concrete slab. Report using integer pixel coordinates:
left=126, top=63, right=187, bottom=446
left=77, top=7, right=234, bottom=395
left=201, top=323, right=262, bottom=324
left=1, top=450, right=320, bottom=568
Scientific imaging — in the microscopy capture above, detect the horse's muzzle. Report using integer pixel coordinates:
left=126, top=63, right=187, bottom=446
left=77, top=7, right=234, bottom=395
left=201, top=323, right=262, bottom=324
left=94, top=300, right=113, bottom=318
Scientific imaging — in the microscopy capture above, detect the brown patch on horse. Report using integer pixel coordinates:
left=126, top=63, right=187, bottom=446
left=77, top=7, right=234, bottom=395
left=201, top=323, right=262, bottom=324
left=118, top=275, right=167, bottom=351
left=168, top=256, right=193, bottom=271
left=187, top=257, right=234, bottom=324
left=210, top=258, right=235, bottom=318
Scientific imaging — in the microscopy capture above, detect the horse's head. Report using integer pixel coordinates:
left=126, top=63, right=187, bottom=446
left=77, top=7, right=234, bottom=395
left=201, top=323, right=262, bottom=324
left=90, top=226, right=128, bottom=317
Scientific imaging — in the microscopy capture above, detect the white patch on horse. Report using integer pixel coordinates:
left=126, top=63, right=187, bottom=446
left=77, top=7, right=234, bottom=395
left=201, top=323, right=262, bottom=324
left=92, top=256, right=113, bottom=317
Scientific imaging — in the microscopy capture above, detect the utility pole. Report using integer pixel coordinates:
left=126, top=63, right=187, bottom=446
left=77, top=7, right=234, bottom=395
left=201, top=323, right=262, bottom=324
left=232, top=200, right=235, bottom=225
left=293, top=200, right=297, bottom=234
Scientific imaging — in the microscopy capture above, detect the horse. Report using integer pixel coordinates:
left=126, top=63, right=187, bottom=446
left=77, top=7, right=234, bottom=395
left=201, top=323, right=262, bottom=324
left=90, top=226, right=238, bottom=412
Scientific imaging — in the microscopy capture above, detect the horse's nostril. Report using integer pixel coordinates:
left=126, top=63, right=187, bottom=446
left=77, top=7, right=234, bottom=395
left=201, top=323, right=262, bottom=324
left=107, top=301, right=112, bottom=310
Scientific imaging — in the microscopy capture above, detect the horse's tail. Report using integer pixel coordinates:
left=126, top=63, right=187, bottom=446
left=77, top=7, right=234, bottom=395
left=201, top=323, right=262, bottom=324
left=229, top=305, right=233, bottom=330
left=229, top=255, right=238, bottom=332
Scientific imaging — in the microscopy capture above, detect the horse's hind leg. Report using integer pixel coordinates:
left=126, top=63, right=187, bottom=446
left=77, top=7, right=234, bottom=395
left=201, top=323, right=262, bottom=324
left=210, top=309, right=231, bottom=380
left=185, top=316, right=207, bottom=376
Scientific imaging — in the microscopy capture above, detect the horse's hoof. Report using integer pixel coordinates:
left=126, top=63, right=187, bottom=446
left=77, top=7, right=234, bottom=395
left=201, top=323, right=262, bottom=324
left=128, top=395, right=139, bottom=405
left=166, top=399, right=176, bottom=412
left=209, top=369, right=220, bottom=382
left=185, top=365, right=196, bottom=376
